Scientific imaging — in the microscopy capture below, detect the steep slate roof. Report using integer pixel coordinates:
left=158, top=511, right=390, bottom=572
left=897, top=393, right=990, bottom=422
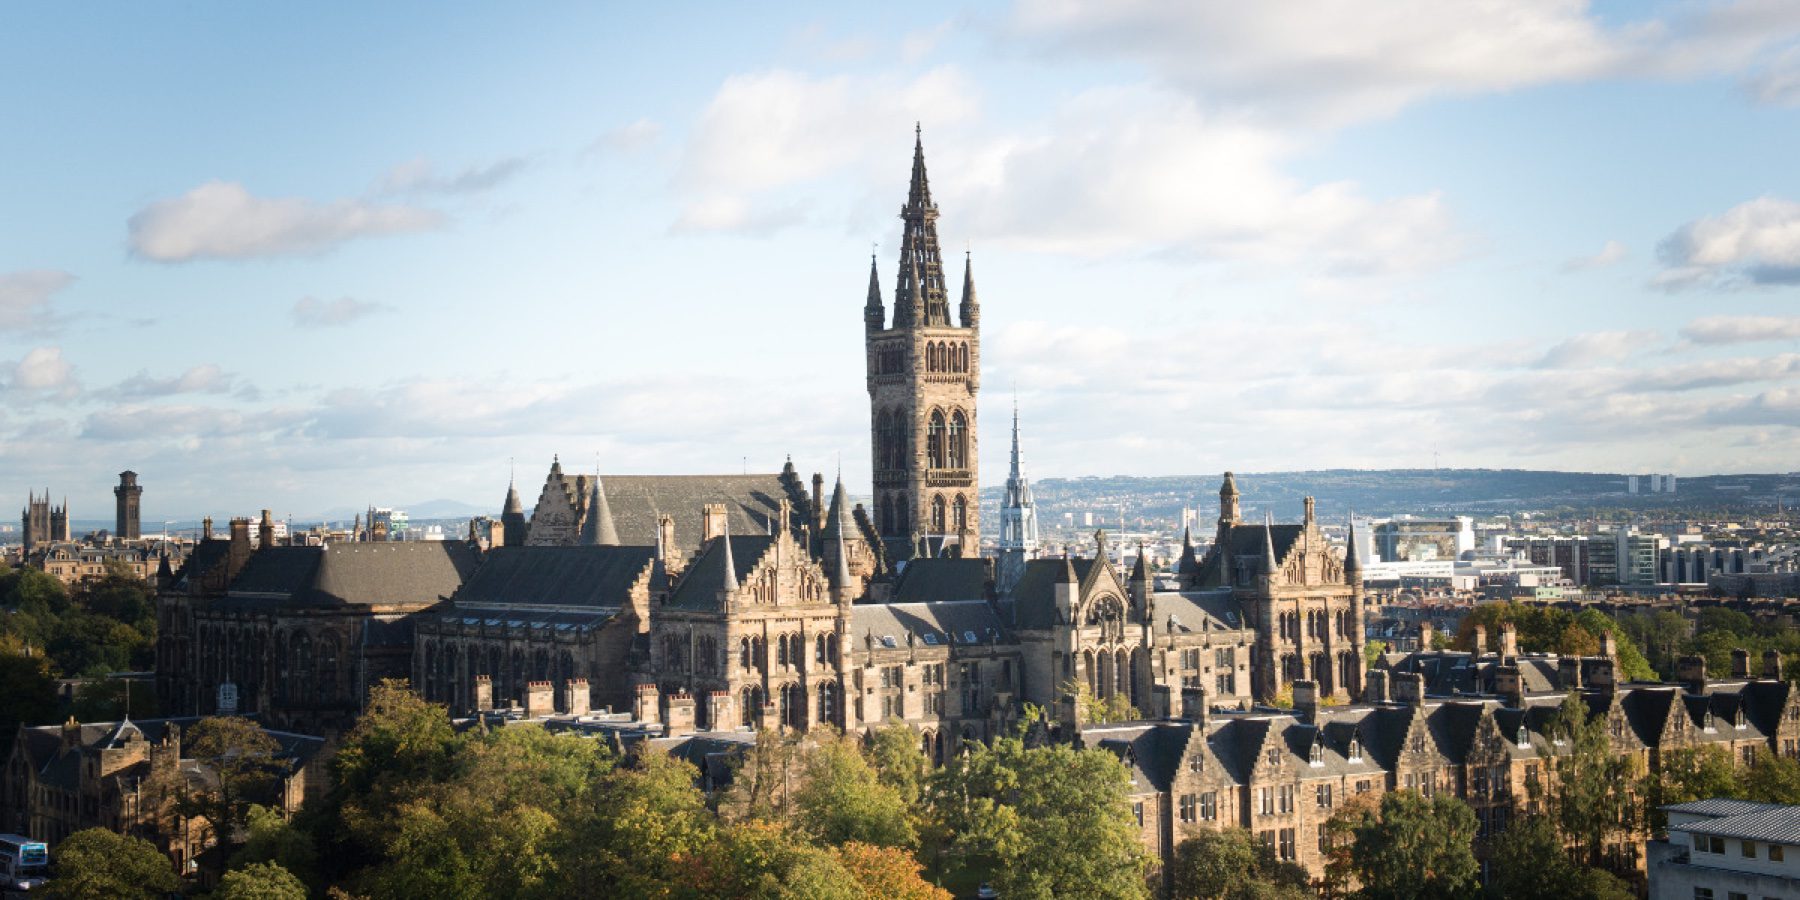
left=597, top=474, right=800, bottom=550
left=1011, top=557, right=1099, bottom=629
left=452, top=545, right=655, bottom=608
left=1665, top=798, right=1788, bottom=819
left=1192, top=523, right=1304, bottom=587
left=226, top=543, right=477, bottom=607
left=665, top=535, right=774, bottom=612
left=851, top=600, right=1008, bottom=648
left=172, top=538, right=233, bottom=590
left=1154, top=590, right=1245, bottom=633
left=891, top=558, right=989, bottom=603
left=13, top=717, right=326, bottom=789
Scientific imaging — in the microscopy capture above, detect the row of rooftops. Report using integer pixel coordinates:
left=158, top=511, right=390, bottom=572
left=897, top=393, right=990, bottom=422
left=1081, top=670, right=1794, bottom=795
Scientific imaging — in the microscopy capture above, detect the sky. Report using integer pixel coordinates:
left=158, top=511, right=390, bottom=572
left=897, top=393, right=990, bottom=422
left=4, top=1, right=1800, bottom=522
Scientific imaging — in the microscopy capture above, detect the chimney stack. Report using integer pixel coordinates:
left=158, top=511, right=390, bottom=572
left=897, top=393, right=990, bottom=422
left=1365, top=669, right=1390, bottom=704
left=1677, top=656, right=1708, bottom=694
left=701, top=504, right=728, bottom=543
left=1765, top=649, right=1784, bottom=681
left=1293, top=679, right=1319, bottom=724
left=1392, top=672, right=1425, bottom=707
left=473, top=675, right=493, bottom=711
left=666, top=691, right=696, bottom=737
left=563, top=679, right=590, bottom=717
left=1732, top=648, right=1751, bottom=680
left=258, top=509, right=274, bottom=550
left=525, top=681, right=555, bottom=718
left=1494, top=665, right=1523, bottom=708
left=633, top=682, right=660, bottom=724
left=1559, top=657, right=1583, bottom=691
left=1419, top=620, right=1435, bottom=651
left=1473, top=624, right=1487, bottom=657
left=1500, top=622, right=1519, bottom=661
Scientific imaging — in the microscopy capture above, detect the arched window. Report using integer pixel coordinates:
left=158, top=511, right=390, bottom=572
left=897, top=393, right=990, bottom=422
left=927, top=411, right=946, bottom=469
left=777, top=634, right=790, bottom=667
left=931, top=495, right=947, bottom=533
left=881, top=497, right=896, bottom=536
left=816, top=634, right=828, bottom=664
left=960, top=342, right=969, bottom=372
left=740, top=637, right=752, bottom=670
left=953, top=495, right=968, bottom=531
left=876, top=409, right=895, bottom=471
left=948, top=411, right=966, bottom=469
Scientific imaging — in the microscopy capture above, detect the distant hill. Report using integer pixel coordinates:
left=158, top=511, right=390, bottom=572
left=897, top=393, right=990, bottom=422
left=980, top=468, right=1800, bottom=524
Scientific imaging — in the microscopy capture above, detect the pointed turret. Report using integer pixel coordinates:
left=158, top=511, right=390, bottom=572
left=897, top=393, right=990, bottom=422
left=1344, top=517, right=1362, bottom=581
left=959, top=251, right=979, bottom=329
left=503, top=481, right=523, bottom=514
left=1131, top=541, right=1148, bottom=584
left=907, top=122, right=933, bottom=211
left=581, top=477, right=620, bottom=546
left=865, top=255, right=885, bottom=331
left=720, top=522, right=739, bottom=594
left=821, top=472, right=856, bottom=540
left=1177, top=527, right=1199, bottom=577
left=832, top=523, right=853, bottom=592
left=501, top=473, right=527, bottom=548
left=1263, top=512, right=1279, bottom=580
left=1057, top=552, right=1078, bottom=584
left=893, top=125, right=950, bottom=328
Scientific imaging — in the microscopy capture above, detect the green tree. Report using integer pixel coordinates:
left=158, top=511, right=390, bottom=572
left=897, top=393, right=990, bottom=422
left=353, top=724, right=614, bottom=900
left=230, top=804, right=318, bottom=887
left=719, top=728, right=806, bottom=823
left=1539, top=693, right=1640, bottom=871
left=793, top=732, right=917, bottom=848
left=1647, top=746, right=1738, bottom=826
left=42, top=828, right=179, bottom=900
left=215, top=860, right=308, bottom=900
left=0, top=649, right=58, bottom=756
left=679, top=819, right=860, bottom=900
left=1741, top=752, right=1800, bottom=804
left=1573, top=610, right=1657, bottom=681
left=1339, top=791, right=1479, bottom=900
left=1363, top=640, right=1388, bottom=669
left=866, top=723, right=931, bottom=806
left=927, top=732, right=1148, bottom=899
left=185, top=715, right=283, bottom=847
left=1486, top=816, right=1633, bottom=900
left=1169, top=827, right=1310, bottom=900
left=552, top=748, right=717, bottom=898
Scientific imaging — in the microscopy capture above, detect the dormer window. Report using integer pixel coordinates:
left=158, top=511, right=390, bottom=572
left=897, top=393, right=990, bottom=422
left=1349, top=738, right=1363, bottom=762
left=1516, top=725, right=1529, bottom=749
left=1310, top=742, right=1324, bottom=767
left=1704, top=711, right=1716, bottom=733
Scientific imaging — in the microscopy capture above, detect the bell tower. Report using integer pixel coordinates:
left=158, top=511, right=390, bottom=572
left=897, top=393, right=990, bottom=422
left=866, top=126, right=981, bottom=560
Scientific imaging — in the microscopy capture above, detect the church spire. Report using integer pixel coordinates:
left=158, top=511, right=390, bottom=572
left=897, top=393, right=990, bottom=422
left=581, top=476, right=620, bottom=546
left=865, top=254, right=884, bottom=331
left=1344, top=516, right=1362, bottom=579
left=959, top=250, right=979, bottom=329
left=894, top=125, right=950, bottom=328
left=1263, top=512, right=1279, bottom=580
left=720, top=520, right=738, bottom=594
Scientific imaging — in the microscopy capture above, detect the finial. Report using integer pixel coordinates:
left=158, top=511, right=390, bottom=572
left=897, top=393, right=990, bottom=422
left=915, top=121, right=921, bottom=138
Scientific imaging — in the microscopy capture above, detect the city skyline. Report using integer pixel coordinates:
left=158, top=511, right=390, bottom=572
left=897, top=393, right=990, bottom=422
left=6, top=2, right=1800, bottom=517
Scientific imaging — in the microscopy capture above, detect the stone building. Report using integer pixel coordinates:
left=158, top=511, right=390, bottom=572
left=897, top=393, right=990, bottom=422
left=155, top=517, right=477, bottom=736
left=1, top=716, right=323, bottom=866
left=1179, top=473, right=1366, bottom=703
left=994, top=403, right=1039, bottom=600
left=20, top=490, right=70, bottom=551
left=865, top=128, right=981, bottom=559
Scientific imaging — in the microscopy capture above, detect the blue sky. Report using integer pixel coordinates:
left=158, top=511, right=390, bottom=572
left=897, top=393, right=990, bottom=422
left=4, top=1, right=1800, bottom=522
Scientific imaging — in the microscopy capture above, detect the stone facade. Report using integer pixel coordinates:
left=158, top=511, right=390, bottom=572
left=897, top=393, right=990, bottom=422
left=114, top=470, right=143, bottom=540
left=20, top=490, right=70, bottom=551
left=866, top=129, right=980, bottom=560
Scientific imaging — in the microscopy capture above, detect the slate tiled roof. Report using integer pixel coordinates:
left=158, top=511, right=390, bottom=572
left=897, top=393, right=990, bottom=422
left=453, top=545, right=656, bottom=608
left=1676, top=806, right=1800, bottom=844
left=665, top=535, right=773, bottom=611
left=1011, top=557, right=1099, bottom=629
left=1154, top=590, right=1246, bottom=633
left=227, top=543, right=477, bottom=608
left=891, top=558, right=989, bottom=603
left=597, top=474, right=801, bottom=551
left=850, top=600, right=1008, bottom=648
left=1192, top=523, right=1304, bottom=587
left=172, top=538, right=233, bottom=590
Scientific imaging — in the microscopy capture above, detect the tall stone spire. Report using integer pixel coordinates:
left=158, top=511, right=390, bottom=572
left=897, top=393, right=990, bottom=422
left=895, top=124, right=950, bottom=328
left=865, top=254, right=884, bottom=331
left=999, top=401, right=1038, bottom=554
left=1344, top=516, right=1362, bottom=580
left=821, top=472, right=856, bottom=540
left=959, top=250, right=979, bottom=329
left=1178, top=526, right=1199, bottom=578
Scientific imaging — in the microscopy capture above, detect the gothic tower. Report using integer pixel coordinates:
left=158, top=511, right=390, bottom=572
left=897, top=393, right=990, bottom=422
left=865, top=127, right=981, bottom=560
left=115, top=470, right=142, bottom=541
left=995, top=402, right=1038, bottom=597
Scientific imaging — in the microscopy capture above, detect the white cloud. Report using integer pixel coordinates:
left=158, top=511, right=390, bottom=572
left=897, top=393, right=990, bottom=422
left=952, top=86, right=1460, bottom=274
left=676, top=67, right=980, bottom=234
left=6, top=347, right=78, bottom=399
left=1561, top=239, right=1627, bottom=272
left=1533, top=329, right=1659, bottom=368
left=113, top=364, right=238, bottom=398
left=375, top=156, right=526, bottom=196
left=292, top=296, right=390, bottom=328
left=0, top=270, right=75, bottom=332
left=1681, top=315, right=1800, bottom=345
left=1004, top=0, right=1800, bottom=126
left=1655, top=197, right=1800, bottom=290
left=129, top=181, right=443, bottom=262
